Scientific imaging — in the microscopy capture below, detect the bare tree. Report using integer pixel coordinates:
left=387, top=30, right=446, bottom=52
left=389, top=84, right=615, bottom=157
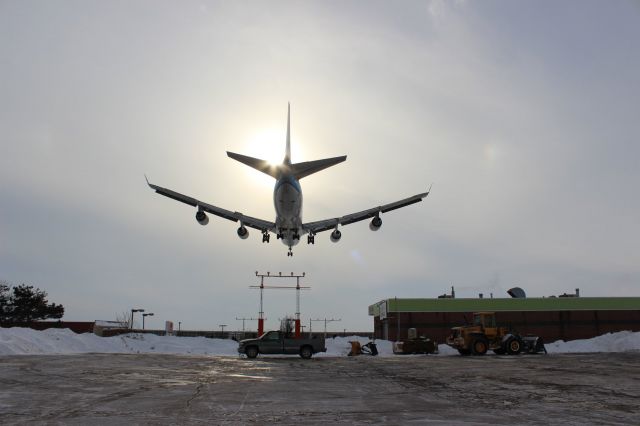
left=115, top=311, right=132, bottom=329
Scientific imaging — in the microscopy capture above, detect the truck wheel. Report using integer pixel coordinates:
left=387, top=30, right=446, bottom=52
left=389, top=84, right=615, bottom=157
left=245, top=346, right=258, bottom=359
left=506, top=338, right=522, bottom=355
left=300, top=345, right=313, bottom=359
left=471, top=337, right=488, bottom=355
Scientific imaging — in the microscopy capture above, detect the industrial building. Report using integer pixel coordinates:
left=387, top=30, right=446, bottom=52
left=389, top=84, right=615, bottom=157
left=369, top=294, right=640, bottom=343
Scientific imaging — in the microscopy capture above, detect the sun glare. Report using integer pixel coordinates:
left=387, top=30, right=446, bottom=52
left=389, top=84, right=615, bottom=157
left=240, top=128, right=287, bottom=188
left=246, top=128, right=286, bottom=165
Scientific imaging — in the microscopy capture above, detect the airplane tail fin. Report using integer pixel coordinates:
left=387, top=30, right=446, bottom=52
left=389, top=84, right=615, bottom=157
left=284, top=102, right=291, bottom=165
left=227, top=151, right=280, bottom=179
left=228, top=103, right=346, bottom=180
left=291, top=156, right=347, bottom=180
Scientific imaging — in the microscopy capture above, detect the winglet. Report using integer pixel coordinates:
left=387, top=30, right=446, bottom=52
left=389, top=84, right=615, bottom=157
left=144, top=174, right=153, bottom=189
left=427, top=183, right=433, bottom=195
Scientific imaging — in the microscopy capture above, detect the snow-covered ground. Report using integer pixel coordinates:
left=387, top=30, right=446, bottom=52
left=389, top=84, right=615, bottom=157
left=1, top=327, right=639, bottom=356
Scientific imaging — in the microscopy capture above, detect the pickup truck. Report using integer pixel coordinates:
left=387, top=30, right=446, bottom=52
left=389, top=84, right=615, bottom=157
left=237, top=330, right=326, bottom=359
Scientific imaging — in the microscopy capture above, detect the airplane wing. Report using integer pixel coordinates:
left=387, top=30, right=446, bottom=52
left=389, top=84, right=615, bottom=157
left=302, top=189, right=431, bottom=234
left=146, top=177, right=276, bottom=232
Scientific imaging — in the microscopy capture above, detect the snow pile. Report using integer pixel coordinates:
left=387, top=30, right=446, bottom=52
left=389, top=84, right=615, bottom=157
left=1, top=328, right=639, bottom=356
left=545, top=330, right=640, bottom=353
left=0, top=328, right=238, bottom=356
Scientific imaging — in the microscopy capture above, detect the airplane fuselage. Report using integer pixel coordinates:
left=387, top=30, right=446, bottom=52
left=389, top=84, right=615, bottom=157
left=274, top=171, right=303, bottom=247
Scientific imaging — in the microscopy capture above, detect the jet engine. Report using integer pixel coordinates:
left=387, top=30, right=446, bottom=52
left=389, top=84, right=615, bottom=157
left=195, top=211, right=209, bottom=225
left=330, top=229, right=342, bottom=243
left=237, top=226, right=249, bottom=239
left=369, top=216, right=382, bottom=231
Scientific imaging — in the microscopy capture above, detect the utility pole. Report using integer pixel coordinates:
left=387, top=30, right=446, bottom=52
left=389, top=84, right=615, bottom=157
left=236, top=317, right=258, bottom=339
left=235, top=317, right=258, bottom=333
left=219, top=324, right=227, bottom=338
left=310, top=318, right=342, bottom=338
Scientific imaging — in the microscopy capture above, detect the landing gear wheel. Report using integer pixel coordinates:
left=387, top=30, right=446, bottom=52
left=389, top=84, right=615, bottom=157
left=287, top=247, right=293, bottom=257
left=262, top=232, right=270, bottom=243
left=245, top=346, right=258, bottom=359
left=307, top=234, right=315, bottom=244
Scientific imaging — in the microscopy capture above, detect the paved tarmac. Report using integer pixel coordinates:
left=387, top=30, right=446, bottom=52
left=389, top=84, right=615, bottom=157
left=1, top=352, right=639, bottom=425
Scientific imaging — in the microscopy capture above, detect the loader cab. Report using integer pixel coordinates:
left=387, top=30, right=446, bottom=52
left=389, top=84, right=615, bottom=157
left=473, top=312, right=499, bottom=339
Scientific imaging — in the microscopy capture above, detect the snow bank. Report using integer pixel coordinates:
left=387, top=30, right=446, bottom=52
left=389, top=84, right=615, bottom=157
left=545, top=330, right=640, bottom=353
left=1, top=328, right=639, bottom=356
left=0, top=328, right=238, bottom=356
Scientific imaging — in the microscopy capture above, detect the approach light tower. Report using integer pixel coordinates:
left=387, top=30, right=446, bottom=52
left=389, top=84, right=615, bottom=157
left=251, top=271, right=309, bottom=338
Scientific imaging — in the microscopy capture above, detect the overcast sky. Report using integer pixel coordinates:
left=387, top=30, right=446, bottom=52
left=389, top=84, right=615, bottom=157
left=1, top=1, right=639, bottom=332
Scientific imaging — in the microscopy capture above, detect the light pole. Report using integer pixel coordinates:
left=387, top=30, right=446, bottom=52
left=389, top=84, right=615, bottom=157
left=130, top=308, right=145, bottom=330
left=142, top=313, right=154, bottom=330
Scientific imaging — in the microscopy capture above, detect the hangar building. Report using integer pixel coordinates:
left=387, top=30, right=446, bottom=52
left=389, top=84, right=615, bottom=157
left=368, top=296, right=640, bottom=343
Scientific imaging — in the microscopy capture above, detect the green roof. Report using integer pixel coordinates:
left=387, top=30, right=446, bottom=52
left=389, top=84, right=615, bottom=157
left=368, top=297, right=640, bottom=316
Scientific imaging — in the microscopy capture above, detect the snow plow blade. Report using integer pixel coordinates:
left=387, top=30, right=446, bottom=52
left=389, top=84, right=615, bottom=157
left=521, top=336, right=547, bottom=354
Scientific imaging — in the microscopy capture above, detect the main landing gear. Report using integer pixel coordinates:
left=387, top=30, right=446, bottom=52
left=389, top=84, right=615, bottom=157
left=307, top=233, right=315, bottom=244
left=262, top=231, right=270, bottom=243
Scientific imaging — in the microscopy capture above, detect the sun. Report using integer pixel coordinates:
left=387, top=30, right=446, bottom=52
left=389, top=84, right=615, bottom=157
left=245, top=128, right=286, bottom=165
left=240, top=128, right=287, bottom=188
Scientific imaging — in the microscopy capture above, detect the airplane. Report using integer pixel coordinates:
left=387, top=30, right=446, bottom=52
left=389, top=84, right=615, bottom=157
left=146, top=104, right=431, bottom=256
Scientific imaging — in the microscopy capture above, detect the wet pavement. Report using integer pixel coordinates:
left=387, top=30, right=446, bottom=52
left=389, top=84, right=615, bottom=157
left=0, top=352, right=639, bottom=425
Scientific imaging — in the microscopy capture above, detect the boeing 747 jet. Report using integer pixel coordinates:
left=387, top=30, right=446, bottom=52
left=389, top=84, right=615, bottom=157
left=147, top=104, right=430, bottom=256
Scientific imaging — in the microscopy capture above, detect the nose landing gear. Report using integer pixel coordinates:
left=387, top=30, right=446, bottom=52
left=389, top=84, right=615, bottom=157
left=287, top=246, right=293, bottom=257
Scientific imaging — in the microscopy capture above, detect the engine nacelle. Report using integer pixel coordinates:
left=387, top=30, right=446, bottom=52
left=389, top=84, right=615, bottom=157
left=369, top=216, right=382, bottom=231
left=237, top=226, right=249, bottom=240
left=195, top=211, right=209, bottom=226
left=330, top=229, right=342, bottom=243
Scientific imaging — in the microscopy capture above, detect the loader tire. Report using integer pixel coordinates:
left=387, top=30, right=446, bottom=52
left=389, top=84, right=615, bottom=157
left=471, top=337, right=489, bottom=355
left=506, top=337, right=522, bottom=355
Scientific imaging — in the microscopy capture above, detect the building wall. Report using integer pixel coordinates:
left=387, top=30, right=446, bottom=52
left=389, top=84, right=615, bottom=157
left=374, top=310, right=640, bottom=343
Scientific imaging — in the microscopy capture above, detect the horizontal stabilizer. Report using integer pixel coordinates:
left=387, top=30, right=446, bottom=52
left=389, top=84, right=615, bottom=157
left=227, top=152, right=280, bottom=179
left=291, top=155, right=347, bottom=180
